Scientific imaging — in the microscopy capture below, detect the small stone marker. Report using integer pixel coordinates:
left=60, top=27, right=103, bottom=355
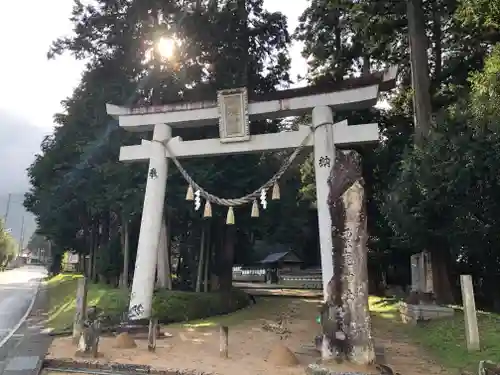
left=75, top=320, right=101, bottom=358
left=460, top=274, right=480, bottom=351
left=77, top=331, right=87, bottom=352
left=410, top=253, right=420, bottom=292
left=148, top=318, right=158, bottom=352
left=219, top=325, right=228, bottom=358
left=91, top=320, right=101, bottom=357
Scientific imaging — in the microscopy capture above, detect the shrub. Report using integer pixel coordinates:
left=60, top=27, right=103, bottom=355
left=95, top=287, right=251, bottom=324
left=152, top=288, right=251, bottom=323
left=45, top=272, right=251, bottom=329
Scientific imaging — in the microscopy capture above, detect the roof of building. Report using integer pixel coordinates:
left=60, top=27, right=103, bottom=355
left=259, top=251, right=302, bottom=264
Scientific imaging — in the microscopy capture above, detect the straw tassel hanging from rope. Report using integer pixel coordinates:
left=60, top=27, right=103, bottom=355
left=185, top=185, right=194, bottom=201
left=272, top=181, right=280, bottom=200
left=203, top=201, right=212, bottom=218
left=226, top=206, right=235, bottom=225
left=251, top=200, right=259, bottom=218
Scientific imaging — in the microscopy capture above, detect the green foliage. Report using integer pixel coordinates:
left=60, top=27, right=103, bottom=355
left=61, top=285, right=251, bottom=326
left=295, top=0, right=500, bottom=305
left=60, top=251, right=70, bottom=272
left=456, top=0, right=500, bottom=29
left=24, top=0, right=315, bottom=291
left=468, top=44, right=500, bottom=127
left=46, top=273, right=250, bottom=332
left=370, top=296, right=500, bottom=372
left=27, top=233, right=49, bottom=253
left=295, top=0, right=406, bottom=81
left=0, top=219, right=17, bottom=266
left=26, top=0, right=500, bottom=313
left=152, top=288, right=250, bottom=323
left=381, top=45, right=500, bottom=306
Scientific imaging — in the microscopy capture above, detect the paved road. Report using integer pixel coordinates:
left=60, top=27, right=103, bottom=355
left=0, top=266, right=47, bottom=346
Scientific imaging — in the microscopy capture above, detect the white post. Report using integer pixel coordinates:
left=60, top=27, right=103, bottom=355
left=312, top=106, right=335, bottom=299
left=460, top=274, right=480, bottom=351
left=156, top=218, right=167, bottom=288
left=410, top=253, right=420, bottom=292
left=129, top=123, right=171, bottom=320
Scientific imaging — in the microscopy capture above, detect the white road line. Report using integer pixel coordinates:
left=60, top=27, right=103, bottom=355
left=0, top=281, right=40, bottom=348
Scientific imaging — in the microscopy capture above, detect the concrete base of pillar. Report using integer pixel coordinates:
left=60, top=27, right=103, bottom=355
left=306, top=362, right=377, bottom=375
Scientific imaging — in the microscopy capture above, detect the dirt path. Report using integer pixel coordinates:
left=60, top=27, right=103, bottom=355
left=47, top=298, right=452, bottom=375
left=372, top=316, right=451, bottom=375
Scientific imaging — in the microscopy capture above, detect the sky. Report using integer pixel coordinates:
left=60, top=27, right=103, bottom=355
left=0, top=0, right=309, bottom=198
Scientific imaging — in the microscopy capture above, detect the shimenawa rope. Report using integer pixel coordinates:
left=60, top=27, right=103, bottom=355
left=151, top=126, right=317, bottom=207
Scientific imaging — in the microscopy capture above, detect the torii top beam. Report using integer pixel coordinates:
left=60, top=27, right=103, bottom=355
left=119, top=121, right=378, bottom=162
left=106, top=67, right=397, bottom=132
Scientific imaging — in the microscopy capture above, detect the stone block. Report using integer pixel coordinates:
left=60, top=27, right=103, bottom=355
left=399, top=302, right=454, bottom=324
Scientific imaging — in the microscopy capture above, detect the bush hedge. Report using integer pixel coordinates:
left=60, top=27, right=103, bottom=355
left=46, top=274, right=251, bottom=333
left=97, top=287, right=251, bottom=324
left=152, top=288, right=251, bottom=323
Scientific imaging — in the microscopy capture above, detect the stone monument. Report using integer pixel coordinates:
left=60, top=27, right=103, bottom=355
left=401, top=251, right=454, bottom=323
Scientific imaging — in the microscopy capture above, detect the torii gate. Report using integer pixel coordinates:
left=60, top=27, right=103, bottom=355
left=107, top=67, right=397, bottom=320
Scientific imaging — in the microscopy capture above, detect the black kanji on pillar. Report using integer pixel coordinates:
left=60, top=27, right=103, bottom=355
left=149, top=168, right=158, bottom=179
left=319, top=156, right=331, bottom=168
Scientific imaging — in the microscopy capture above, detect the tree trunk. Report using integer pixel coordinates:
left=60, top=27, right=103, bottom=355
left=120, top=218, right=130, bottom=289
left=165, top=213, right=172, bottom=290
left=92, top=221, right=100, bottom=282
left=322, top=150, right=375, bottom=365
left=203, top=240, right=211, bottom=292
left=156, top=218, right=168, bottom=288
left=408, top=0, right=454, bottom=303
left=407, top=0, right=432, bottom=143
left=89, top=223, right=96, bottom=280
left=219, top=225, right=235, bottom=292
left=362, top=56, right=370, bottom=76
left=195, top=224, right=206, bottom=292
left=175, top=255, right=183, bottom=280
left=430, top=249, right=454, bottom=304
left=431, top=5, right=442, bottom=83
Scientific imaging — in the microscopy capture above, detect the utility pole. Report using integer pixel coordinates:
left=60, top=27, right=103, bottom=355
left=3, top=193, right=11, bottom=222
left=18, top=216, right=25, bottom=254
left=47, top=239, right=52, bottom=260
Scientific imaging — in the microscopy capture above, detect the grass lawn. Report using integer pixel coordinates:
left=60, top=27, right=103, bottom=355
left=369, top=296, right=500, bottom=372
left=45, top=273, right=127, bottom=333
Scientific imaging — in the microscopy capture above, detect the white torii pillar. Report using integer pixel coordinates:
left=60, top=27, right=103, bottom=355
left=156, top=219, right=168, bottom=288
left=127, top=123, right=170, bottom=319
left=313, top=106, right=336, bottom=297
left=108, top=69, right=395, bottom=319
